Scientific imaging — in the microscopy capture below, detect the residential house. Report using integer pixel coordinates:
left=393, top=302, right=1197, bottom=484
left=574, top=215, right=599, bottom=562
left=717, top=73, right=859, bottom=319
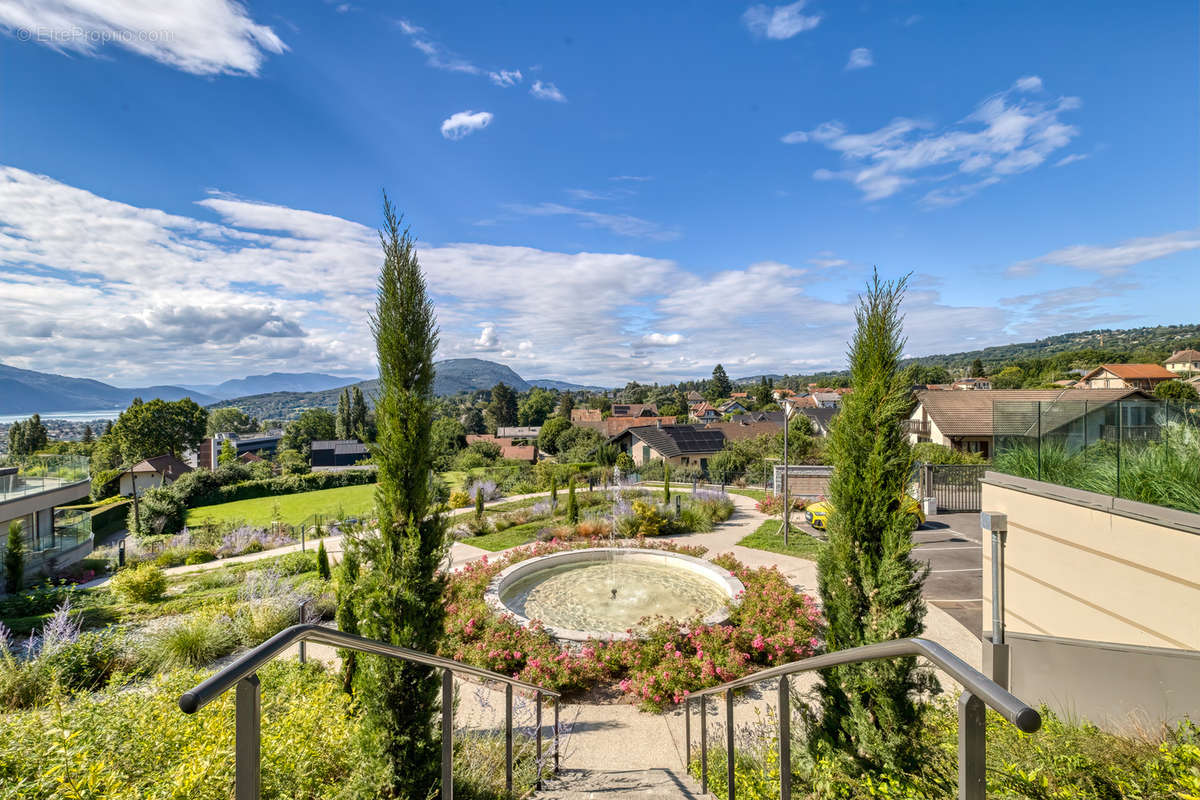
left=812, top=392, right=842, bottom=408
left=771, top=388, right=796, bottom=401
left=120, top=454, right=193, bottom=497
left=686, top=390, right=705, bottom=404
left=704, top=418, right=782, bottom=442
left=611, top=403, right=660, bottom=418
left=797, top=406, right=838, bottom=436
left=609, top=424, right=725, bottom=472
left=689, top=402, right=721, bottom=423
left=717, top=399, right=750, bottom=415
left=730, top=391, right=750, bottom=400
left=1078, top=364, right=1176, bottom=391
left=570, top=408, right=603, bottom=424
left=1165, top=349, right=1200, bottom=375
left=496, top=426, right=541, bottom=439
left=310, top=439, right=368, bottom=468
left=0, top=453, right=92, bottom=589
left=465, top=434, right=538, bottom=463
left=907, top=388, right=1150, bottom=459
left=953, top=378, right=992, bottom=390
left=194, top=431, right=282, bottom=469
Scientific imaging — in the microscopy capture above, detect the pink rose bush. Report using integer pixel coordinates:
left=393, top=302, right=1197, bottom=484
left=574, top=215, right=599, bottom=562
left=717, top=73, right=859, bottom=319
left=441, top=542, right=823, bottom=711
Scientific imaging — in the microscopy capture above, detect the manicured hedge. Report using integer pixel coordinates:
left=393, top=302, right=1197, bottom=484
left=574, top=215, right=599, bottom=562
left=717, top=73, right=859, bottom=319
left=187, top=468, right=377, bottom=508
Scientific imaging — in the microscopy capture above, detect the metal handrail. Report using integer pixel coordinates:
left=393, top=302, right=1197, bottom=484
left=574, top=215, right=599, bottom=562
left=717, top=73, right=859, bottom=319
left=683, top=637, right=1042, bottom=800
left=179, top=623, right=561, bottom=800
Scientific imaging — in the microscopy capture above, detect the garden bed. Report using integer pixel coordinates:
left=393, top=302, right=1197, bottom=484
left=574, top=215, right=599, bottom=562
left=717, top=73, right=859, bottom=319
left=442, top=539, right=822, bottom=711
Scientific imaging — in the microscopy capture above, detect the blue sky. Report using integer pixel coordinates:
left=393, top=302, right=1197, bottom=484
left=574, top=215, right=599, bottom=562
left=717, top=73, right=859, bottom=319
left=0, top=0, right=1196, bottom=386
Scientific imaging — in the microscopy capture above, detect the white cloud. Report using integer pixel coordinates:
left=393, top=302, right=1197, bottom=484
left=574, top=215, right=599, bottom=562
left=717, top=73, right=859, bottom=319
left=475, top=322, right=500, bottom=349
left=3, top=163, right=1128, bottom=387
left=507, top=203, right=680, bottom=241
left=1053, top=153, right=1089, bottom=167
left=610, top=175, right=652, bottom=182
left=530, top=80, right=566, bottom=102
left=786, top=76, right=1081, bottom=206
left=742, top=1, right=822, bottom=39
left=845, top=48, right=874, bottom=70
left=489, top=69, right=522, bottom=87
left=0, top=0, right=286, bottom=76
left=441, top=110, right=493, bottom=140
left=1008, top=230, right=1200, bottom=276
left=640, top=333, right=686, bottom=347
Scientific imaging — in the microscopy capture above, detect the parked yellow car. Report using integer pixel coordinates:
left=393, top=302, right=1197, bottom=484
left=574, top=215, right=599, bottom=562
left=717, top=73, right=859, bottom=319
left=804, top=496, right=925, bottom=532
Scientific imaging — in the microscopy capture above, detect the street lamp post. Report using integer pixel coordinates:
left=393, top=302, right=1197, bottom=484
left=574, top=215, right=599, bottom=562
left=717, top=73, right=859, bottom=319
left=781, top=399, right=795, bottom=547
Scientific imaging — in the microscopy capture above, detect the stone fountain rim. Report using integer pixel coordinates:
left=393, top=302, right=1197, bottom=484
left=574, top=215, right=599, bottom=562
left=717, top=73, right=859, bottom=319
left=484, top=546, right=746, bottom=643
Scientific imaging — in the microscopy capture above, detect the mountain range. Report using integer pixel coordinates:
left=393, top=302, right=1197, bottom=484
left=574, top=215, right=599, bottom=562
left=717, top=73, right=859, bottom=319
left=206, top=359, right=607, bottom=419
left=0, top=362, right=217, bottom=415
left=183, top=372, right=365, bottom=400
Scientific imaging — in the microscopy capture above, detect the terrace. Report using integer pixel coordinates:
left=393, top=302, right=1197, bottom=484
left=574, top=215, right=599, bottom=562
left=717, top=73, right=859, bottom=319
left=0, top=453, right=90, bottom=504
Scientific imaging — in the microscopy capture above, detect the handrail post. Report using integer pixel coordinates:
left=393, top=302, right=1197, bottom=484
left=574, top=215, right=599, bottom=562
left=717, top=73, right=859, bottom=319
left=725, top=690, right=735, bottom=800
left=442, top=669, right=453, bottom=800
left=235, top=674, right=261, bottom=800
left=535, top=691, right=544, bottom=790
left=553, top=699, right=560, bottom=774
left=684, top=697, right=691, bottom=769
left=505, top=684, right=513, bottom=794
left=778, top=676, right=791, bottom=800
left=958, top=692, right=985, bottom=800
left=297, top=602, right=307, bottom=664
left=700, top=696, right=708, bottom=791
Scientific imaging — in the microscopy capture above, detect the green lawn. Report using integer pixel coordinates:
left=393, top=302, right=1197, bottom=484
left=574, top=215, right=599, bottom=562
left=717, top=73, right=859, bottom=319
left=737, top=518, right=825, bottom=561
left=185, top=483, right=377, bottom=528
left=465, top=520, right=547, bottom=551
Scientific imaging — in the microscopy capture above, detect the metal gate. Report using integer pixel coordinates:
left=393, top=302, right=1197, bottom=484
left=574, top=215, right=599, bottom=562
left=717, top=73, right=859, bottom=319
left=918, top=463, right=986, bottom=513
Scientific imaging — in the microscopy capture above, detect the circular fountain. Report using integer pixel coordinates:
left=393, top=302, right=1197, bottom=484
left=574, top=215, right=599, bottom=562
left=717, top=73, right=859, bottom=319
left=485, top=548, right=744, bottom=642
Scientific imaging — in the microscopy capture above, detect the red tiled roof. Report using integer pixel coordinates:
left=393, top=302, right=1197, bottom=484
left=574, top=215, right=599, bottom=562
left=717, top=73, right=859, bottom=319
left=1083, top=363, right=1175, bottom=380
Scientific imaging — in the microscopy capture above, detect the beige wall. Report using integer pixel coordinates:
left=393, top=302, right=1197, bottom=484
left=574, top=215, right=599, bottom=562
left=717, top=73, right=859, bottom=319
left=981, top=473, right=1200, bottom=651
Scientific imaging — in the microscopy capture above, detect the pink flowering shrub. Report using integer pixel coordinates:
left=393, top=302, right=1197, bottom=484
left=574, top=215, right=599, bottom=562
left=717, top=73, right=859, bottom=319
left=754, top=493, right=806, bottom=517
left=441, top=544, right=823, bottom=712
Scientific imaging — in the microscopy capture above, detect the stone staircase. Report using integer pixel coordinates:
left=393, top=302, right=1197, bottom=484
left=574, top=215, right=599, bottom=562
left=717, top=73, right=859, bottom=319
left=534, top=768, right=703, bottom=799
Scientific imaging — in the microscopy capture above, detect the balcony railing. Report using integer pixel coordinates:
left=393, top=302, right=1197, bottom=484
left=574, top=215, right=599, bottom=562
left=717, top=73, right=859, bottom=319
left=903, top=419, right=931, bottom=436
left=0, top=454, right=90, bottom=504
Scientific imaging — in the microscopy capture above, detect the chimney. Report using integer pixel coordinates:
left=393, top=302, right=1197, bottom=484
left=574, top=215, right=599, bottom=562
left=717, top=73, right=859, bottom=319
left=656, top=419, right=662, bottom=429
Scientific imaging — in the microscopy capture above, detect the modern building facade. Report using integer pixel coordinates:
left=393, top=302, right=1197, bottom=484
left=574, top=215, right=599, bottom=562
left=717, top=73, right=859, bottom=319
left=0, top=454, right=92, bottom=589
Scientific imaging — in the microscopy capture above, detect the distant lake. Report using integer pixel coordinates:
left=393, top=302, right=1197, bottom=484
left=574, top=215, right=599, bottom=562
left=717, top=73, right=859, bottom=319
left=0, top=409, right=123, bottom=424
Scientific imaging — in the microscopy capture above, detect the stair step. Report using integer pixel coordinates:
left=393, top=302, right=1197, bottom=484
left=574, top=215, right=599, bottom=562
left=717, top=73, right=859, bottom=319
left=534, top=768, right=703, bottom=799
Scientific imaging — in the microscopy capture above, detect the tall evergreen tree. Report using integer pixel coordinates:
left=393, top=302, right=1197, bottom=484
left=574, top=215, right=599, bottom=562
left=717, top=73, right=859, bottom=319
left=349, top=195, right=447, bottom=798
left=559, top=391, right=575, bottom=419
left=969, top=358, right=985, bottom=378
left=486, top=383, right=519, bottom=430
left=8, top=421, right=23, bottom=456
left=81, top=424, right=94, bottom=445
left=336, top=388, right=352, bottom=440
left=711, top=364, right=732, bottom=398
left=566, top=476, right=578, bottom=524
left=811, top=272, right=933, bottom=773
left=351, top=385, right=369, bottom=436
left=4, top=521, right=25, bottom=594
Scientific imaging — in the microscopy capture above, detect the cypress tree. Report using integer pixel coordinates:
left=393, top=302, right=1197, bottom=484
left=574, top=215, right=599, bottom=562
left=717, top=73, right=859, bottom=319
left=316, top=540, right=331, bottom=581
left=4, top=521, right=25, bottom=594
left=350, top=195, right=447, bottom=797
left=82, top=424, right=94, bottom=445
left=566, top=476, right=578, bottom=524
left=336, top=389, right=351, bottom=440
left=550, top=474, right=558, bottom=508
left=663, top=462, right=671, bottom=503
left=811, top=272, right=934, bottom=773
left=351, top=386, right=369, bottom=436
left=335, top=546, right=359, bottom=695
left=474, top=484, right=485, bottom=520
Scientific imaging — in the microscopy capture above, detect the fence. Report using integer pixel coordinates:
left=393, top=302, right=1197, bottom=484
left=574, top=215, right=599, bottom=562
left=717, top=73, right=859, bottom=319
left=917, top=463, right=988, bottom=513
left=992, top=397, right=1200, bottom=514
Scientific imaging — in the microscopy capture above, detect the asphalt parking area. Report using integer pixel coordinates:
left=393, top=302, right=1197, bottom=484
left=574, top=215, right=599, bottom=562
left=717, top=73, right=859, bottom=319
left=913, top=512, right=983, bottom=638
